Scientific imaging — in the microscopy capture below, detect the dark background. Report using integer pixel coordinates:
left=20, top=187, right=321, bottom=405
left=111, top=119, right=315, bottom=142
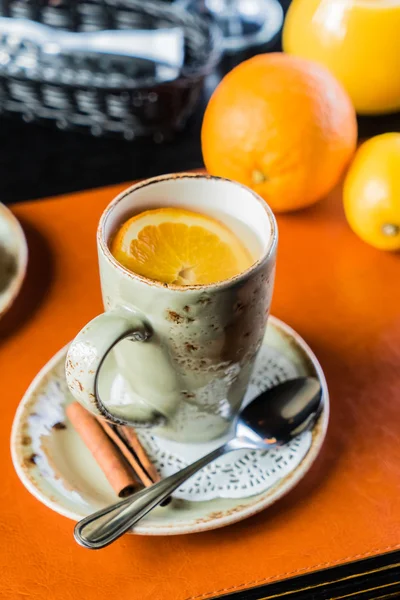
left=2, top=0, right=400, bottom=204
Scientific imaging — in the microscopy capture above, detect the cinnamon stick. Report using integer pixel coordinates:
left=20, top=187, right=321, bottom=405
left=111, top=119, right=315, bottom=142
left=66, top=402, right=140, bottom=498
left=118, top=425, right=161, bottom=484
left=96, top=419, right=155, bottom=487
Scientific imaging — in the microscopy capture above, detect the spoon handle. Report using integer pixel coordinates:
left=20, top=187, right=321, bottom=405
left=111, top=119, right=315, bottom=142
left=74, top=442, right=231, bottom=549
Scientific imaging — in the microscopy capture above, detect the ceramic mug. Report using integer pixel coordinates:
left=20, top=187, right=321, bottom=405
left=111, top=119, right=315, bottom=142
left=66, top=173, right=277, bottom=442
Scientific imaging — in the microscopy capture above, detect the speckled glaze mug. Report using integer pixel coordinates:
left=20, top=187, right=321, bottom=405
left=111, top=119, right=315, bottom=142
left=66, top=174, right=277, bottom=442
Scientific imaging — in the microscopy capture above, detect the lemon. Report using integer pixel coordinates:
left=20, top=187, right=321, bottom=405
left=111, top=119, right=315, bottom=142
left=343, top=133, right=400, bottom=251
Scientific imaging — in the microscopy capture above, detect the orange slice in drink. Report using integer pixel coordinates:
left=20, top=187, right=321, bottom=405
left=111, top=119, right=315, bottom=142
left=110, top=207, right=253, bottom=285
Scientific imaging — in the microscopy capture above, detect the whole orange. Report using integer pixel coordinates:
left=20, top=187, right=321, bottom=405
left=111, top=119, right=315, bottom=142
left=201, top=53, right=357, bottom=212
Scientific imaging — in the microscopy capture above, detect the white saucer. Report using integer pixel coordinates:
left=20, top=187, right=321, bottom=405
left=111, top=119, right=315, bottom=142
left=11, top=316, right=329, bottom=536
left=0, top=202, right=28, bottom=318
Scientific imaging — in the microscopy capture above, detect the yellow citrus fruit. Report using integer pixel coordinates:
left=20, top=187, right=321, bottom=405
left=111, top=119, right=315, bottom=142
left=283, top=0, right=400, bottom=115
left=110, top=208, right=253, bottom=285
left=343, top=133, right=400, bottom=251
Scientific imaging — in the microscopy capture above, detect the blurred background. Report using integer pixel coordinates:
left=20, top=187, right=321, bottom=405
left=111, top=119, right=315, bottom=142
left=0, top=0, right=399, bottom=204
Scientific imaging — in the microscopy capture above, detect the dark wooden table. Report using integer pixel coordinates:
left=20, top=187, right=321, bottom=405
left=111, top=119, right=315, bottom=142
left=1, top=0, right=399, bottom=205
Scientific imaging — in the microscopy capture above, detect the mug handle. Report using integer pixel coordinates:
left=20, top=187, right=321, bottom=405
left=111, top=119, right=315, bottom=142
left=65, top=306, right=166, bottom=427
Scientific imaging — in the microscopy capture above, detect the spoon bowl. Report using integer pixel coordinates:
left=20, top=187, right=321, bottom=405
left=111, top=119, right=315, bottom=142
left=236, top=377, right=322, bottom=448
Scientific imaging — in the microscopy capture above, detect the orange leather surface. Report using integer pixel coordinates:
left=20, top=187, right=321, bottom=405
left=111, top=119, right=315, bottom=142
left=1, top=179, right=399, bottom=600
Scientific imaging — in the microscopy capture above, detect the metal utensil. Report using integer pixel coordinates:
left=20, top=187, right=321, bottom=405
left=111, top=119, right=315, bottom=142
left=75, top=377, right=322, bottom=549
left=0, top=18, right=185, bottom=67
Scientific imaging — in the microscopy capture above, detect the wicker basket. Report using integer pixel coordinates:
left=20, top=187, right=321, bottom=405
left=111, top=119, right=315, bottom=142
left=0, top=1, right=222, bottom=140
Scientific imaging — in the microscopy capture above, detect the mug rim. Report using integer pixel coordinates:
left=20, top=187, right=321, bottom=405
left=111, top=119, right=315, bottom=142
left=98, top=172, right=278, bottom=292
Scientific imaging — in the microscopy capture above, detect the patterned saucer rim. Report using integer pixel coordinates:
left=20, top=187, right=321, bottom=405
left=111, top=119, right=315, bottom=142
left=11, top=316, right=329, bottom=536
left=0, top=202, right=28, bottom=318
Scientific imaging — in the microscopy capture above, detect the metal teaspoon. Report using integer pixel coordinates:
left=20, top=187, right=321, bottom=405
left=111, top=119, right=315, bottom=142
left=75, top=377, right=322, bottom=549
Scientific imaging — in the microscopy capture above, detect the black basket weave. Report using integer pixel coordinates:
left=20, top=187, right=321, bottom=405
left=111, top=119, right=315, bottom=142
left=0, top=1, right=222, bottom=140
